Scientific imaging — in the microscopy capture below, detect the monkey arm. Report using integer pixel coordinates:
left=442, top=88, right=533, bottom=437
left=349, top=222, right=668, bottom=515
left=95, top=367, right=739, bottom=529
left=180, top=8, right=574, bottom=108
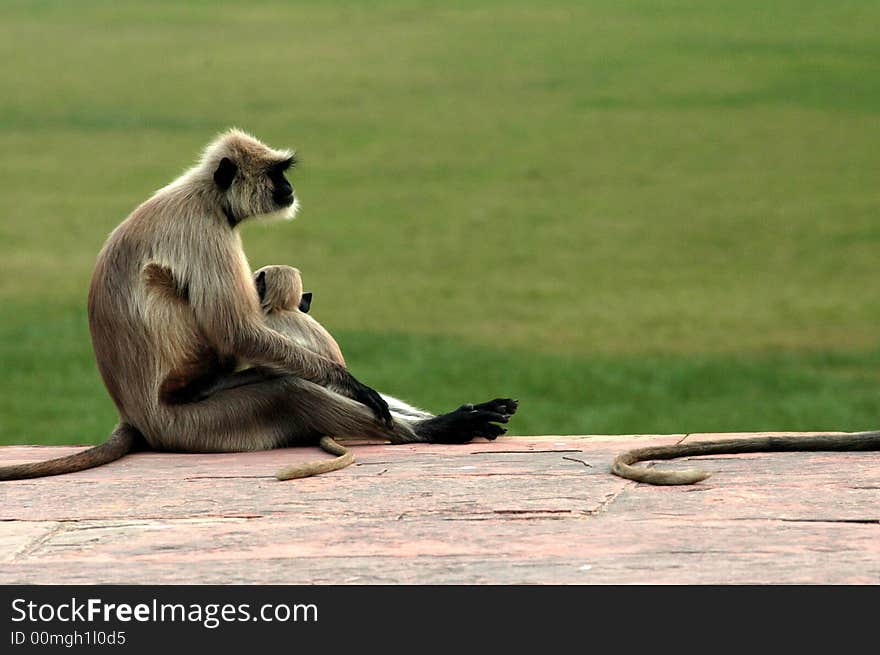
left=244, top=324, right=392, bottom=425
left=234, top=320, right=344, bottom=383
left=186, top=260, right=391, bottom=424
left=235, top=323, right=392, bottom=425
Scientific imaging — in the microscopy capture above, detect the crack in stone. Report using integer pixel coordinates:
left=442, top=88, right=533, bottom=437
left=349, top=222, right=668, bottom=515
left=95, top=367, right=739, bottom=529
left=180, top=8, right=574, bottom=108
left=469, top=449, right=583, bottom=455
left=182, top=475, right=271, bottom=480
left=441, top=510, right=589, bottom=522
left=591, top=478, right=636, bottom=515
left=2, top=514, right=265, bottom=523
left=11, top=523, right=68, bottom=561
left=493, top=509, right=574, bottom=515
left=720, top=516, right=880, bottom=525
left=777, top=518, right=879, bottom=525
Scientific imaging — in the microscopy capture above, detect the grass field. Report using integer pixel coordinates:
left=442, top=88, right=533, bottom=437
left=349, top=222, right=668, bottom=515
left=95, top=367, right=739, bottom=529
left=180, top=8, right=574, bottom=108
left=2, top=1, right=879, bottom=444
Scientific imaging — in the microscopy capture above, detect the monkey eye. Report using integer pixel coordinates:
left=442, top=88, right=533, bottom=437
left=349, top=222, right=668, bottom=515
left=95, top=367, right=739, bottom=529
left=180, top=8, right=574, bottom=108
left=272, top=156, right=297, bottom=173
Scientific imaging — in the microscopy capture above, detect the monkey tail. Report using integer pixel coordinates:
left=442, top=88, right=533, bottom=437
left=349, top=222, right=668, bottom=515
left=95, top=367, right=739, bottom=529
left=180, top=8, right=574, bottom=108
left=0, top=423, right=142, bottom=481
left=275, top=436, right=355, bottom=481
left=612, top=431, right=880, bottom=486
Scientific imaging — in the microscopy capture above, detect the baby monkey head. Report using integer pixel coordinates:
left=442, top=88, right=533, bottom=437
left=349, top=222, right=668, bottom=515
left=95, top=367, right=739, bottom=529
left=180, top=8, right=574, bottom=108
left=254, top=265, right=312, bottom=314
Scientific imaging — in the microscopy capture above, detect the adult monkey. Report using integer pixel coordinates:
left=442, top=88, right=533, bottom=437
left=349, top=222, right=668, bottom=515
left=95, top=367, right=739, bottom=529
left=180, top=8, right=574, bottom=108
left=611, top=431, right=880, bottom=485
left=0, top=129, right=516, bottom=481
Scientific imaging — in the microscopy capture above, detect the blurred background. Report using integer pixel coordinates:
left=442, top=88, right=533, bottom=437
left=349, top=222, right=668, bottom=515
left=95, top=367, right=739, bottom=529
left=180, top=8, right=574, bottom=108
left=1, top=0, right=879, bottom=445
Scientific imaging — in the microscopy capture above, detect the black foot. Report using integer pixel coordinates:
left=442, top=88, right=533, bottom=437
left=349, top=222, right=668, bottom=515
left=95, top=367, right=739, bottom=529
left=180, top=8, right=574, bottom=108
left=472, top=398, right=518, bottom=416
left=418, top=398, right=519, bottom=444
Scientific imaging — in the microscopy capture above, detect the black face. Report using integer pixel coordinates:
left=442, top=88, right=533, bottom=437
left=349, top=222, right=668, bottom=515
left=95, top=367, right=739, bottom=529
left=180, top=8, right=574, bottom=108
left=214, top=157, right=237, bottom=191
left=269, top=157, right=296, bottom=207
left=255, top=270, right=267, bottom=303
left=298, top=291, right=312, bottom=313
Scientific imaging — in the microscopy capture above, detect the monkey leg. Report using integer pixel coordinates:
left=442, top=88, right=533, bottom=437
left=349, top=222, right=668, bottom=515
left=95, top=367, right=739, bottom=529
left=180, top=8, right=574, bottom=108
left=411, top=399, right=518, bottom=443
left=381, top=393, right=434, bottom=420
left=262, top=386, right=515, bottom=445
left=149, top=374, right=419, bottom=452
left=148, top=375, right=516, bottom=451
left=295, top=395, right=517, bottom=444
left=163, top=366, right=284, bottom=404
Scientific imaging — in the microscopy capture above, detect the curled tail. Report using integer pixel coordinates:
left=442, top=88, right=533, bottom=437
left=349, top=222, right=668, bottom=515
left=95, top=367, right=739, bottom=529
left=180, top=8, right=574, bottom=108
left=0, top=423, right=142, bottom=481
left=612, top=431, right=880, bottom=486
left=275, top=436, right=355, bottom=481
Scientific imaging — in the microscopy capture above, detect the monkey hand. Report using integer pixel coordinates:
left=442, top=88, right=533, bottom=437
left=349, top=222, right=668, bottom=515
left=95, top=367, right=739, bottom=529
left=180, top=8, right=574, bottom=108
left=345, top=373, right=393, bottom=426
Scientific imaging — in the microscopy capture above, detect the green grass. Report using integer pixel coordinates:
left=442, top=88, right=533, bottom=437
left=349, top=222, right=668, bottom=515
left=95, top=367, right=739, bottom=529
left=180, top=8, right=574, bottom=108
left=1, top=1, right=880, bottom=443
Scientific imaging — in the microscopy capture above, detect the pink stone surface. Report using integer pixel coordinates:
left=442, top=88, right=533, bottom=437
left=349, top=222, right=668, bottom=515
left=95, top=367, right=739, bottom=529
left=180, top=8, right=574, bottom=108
left=1, top=434, right=877, bottom=584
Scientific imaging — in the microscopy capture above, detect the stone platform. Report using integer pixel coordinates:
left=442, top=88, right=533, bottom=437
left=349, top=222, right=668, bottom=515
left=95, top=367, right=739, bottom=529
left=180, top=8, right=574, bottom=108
left=1, top=433, right=877, bottom=584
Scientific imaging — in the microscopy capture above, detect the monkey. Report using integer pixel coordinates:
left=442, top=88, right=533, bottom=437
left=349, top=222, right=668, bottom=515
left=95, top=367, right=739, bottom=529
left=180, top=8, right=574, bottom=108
left=252, top=264, right=437, bottom=424
left=147, top=262, right=462, bottom=479
left=253, top=264, right=352, bottom=479
left=611, top=431, right=880, bottom=485
left=253, top=263, right=446, bottom=479
left=0, top=128, right=517, bottom=481
left=255, top=264, right=346, bottom=367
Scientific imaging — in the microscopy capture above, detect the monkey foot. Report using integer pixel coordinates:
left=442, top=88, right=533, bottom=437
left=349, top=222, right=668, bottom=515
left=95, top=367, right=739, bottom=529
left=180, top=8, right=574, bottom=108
left=473, top=398, right=518, bottom=417
left=418, top=398, right=518, bottom=444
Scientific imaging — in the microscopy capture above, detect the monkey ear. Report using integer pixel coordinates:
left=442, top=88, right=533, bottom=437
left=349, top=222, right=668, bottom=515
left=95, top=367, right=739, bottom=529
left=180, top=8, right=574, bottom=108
left=298, top=291, right=312, bottom=313
left=255, top=270, right=267, bottom=302
left=213, top=157, right=237, bottom=191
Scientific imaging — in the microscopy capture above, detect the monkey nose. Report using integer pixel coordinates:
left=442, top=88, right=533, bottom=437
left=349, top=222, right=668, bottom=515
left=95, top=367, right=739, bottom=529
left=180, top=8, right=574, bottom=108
left=275, top=190, right=294, bottom=205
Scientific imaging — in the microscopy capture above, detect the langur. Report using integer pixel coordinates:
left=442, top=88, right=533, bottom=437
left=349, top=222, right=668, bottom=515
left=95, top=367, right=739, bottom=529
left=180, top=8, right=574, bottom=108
left=0, top=129, right=517, bottom=481
left=255, top=264, right=346, bottom=367
left=156, top=262, right=474, bottom=478
left=252, top=264, right=436, bottom=424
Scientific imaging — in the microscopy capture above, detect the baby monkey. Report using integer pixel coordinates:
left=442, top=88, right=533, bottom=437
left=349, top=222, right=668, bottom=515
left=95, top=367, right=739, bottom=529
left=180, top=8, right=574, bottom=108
left=255, top=265, right=346, bottom=368
left=252, top=265, right=441, bottom=429
left=155, top=263, right=444, bottom=479
left=254, top=265, right=352, bottom=479
left=246, top=265, right=445, bottom=478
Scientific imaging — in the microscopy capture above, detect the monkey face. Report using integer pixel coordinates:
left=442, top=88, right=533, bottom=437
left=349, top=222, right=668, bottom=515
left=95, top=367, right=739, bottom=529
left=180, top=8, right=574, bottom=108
left=268, top=157, right=296, bottom=208
left=298, top=292, right=312, bottom=313
left=209, top=131, right=299, bottom=225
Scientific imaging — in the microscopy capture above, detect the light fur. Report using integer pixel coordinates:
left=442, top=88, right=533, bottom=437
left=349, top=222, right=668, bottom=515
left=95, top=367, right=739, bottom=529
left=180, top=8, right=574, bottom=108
left=1, top=129, right=517, bottom=480
left=254, top=265, right=434, bottom=423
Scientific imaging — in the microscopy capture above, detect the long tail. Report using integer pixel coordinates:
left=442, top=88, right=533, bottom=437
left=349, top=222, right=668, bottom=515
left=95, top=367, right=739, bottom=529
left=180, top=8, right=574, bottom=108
left=275, top=436, right=355, bottom=481
left=0, top=423, right=142, bottom=481
left=611, top=431, right=880, bottom=486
